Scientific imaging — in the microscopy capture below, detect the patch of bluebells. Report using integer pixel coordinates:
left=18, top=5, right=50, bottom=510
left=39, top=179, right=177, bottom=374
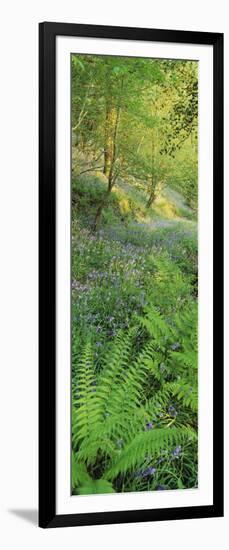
left=71, top=223, right=165, bottom=348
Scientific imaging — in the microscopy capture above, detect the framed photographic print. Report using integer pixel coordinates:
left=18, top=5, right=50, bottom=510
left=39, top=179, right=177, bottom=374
left=39, top=22, right=224, bottom=528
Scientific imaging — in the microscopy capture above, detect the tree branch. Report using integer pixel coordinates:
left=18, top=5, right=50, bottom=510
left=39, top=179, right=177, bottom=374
left=74, top=166, right=104, bottom=177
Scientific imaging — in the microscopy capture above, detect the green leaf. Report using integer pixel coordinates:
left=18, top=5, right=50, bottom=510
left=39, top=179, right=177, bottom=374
left=72, top=453, right=91, bottom=489
left=77, top=479, right=115, bottom=495
left=72, top=56, right=85, bottom=71
left=177, top=478, right=185, bottom=490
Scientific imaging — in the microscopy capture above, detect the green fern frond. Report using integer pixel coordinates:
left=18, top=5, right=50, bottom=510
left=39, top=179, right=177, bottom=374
left=145, top=383, right=174, bottom=417
left=172, top=303, right=198, bottom=350
left=72, top=452, right=114, bottom=494
left=76, top=478, right=114, bottom=495
left=137, top=305, right=172, bottom=343
left=72, top=341, right=101, bottom=445
left=105, top=427, right=196, bottom=480
left=103, top=340, right=158, bottom=418
left=72, top=300, right=198, bottom=493
left=72, top=452, right=91, bottom=489
left=169, top=381, right=198, bottom=412
left=96, top=330, right=134, bottom=418
left=77, top=434, right=117, bottom=464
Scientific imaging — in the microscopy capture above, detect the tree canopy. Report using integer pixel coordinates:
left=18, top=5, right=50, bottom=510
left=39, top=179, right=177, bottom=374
left=72, top=54, right=198, bottom=228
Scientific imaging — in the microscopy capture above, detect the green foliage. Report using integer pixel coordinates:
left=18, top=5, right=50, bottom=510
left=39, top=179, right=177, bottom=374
left=71, top=54, right=199, bottom=496
left=72, top=299, right=198, bottom=494
left=71, top=54, right=198, bottom=214
left=167, top=139, right=198, bottom=209
left=72, top=174, right=107, bottom=205
left=72, top=454, right=114, bottom=494
left=105, top=428, right=195, bottom=481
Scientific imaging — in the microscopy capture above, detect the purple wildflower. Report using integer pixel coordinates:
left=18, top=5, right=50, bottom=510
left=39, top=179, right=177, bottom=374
left=171, top=342, right=180, bottom=351
left=146, top=422, right=154, bottom=430
left=159, top=363, right=166, bottom=373
left=157, top=457, right=164, bottom=465
left=171, top=445, right=182, bottom=458
left=140, top=467, right=157, bottom=478
left=168, top=405, right=177, bottom=418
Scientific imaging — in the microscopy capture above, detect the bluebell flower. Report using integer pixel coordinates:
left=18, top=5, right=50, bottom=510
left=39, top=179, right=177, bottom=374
left=171, top=445, right=182, bottom=458
left=146, top=422, right=154, bottom=430
left=139, top=467, right=157, bottom=478
left=157, top=457, right=164, bottom=465
left=148, top=467, right=157, bottom=475
left=171, top=342, right=180, bottom=351
left=168, top=405, right=177, bottom=417
left=159, top=363, right=166, bottom=373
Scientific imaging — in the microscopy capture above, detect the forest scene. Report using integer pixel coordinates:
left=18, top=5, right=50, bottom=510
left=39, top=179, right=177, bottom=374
left=71, top=54, right=198, bottom=496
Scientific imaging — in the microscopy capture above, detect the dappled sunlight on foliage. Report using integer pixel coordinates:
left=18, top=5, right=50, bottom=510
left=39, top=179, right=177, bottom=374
left=71, top=53, right=198, bottom=495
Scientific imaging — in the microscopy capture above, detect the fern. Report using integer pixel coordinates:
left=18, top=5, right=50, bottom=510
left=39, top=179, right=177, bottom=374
left=72, top=303, right=198, bottom=494
left=105, top=427, right=196, bottom=480
left=77, top=479, right=114, bottom=495
left=72, top=451, right=114, bottom=494
left=169, top=381, right=198, bottom=412
left=72, top=341, right=101, bottom=445
left=136, top=304, right=173, bottom=347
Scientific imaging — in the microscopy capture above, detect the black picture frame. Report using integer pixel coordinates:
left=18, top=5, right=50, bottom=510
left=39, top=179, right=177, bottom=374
left=39, top=22, right=224, bottom=528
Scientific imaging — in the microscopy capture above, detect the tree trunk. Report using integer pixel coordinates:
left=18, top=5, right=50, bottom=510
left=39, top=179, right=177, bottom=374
left=146, top=176, right=157, bottom=207
left=103, top=105, right=117, bottom=177
left=92, top=190, right=111, bottom=232
left=146, top=87, right=158, bottom=208
left=103, top=77, right=124, bottom=180
left=146, top=131, right=156, bottom=207
left=93, top=77, right=123, bottom=232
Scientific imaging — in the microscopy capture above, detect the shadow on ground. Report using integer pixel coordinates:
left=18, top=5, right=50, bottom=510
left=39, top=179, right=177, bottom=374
left=9, top=509, right=38, bottom=526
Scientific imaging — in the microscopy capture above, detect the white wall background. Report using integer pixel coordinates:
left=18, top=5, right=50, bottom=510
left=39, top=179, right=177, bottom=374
left=0, top=1, right=228, bottom=548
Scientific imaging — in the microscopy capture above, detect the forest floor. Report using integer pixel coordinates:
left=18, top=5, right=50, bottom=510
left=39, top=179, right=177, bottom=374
left=72, top=168, right=198, bottom=350
left=71, top=168, right=198, bottom=493
left=99, top=175, right=197, bottom=249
